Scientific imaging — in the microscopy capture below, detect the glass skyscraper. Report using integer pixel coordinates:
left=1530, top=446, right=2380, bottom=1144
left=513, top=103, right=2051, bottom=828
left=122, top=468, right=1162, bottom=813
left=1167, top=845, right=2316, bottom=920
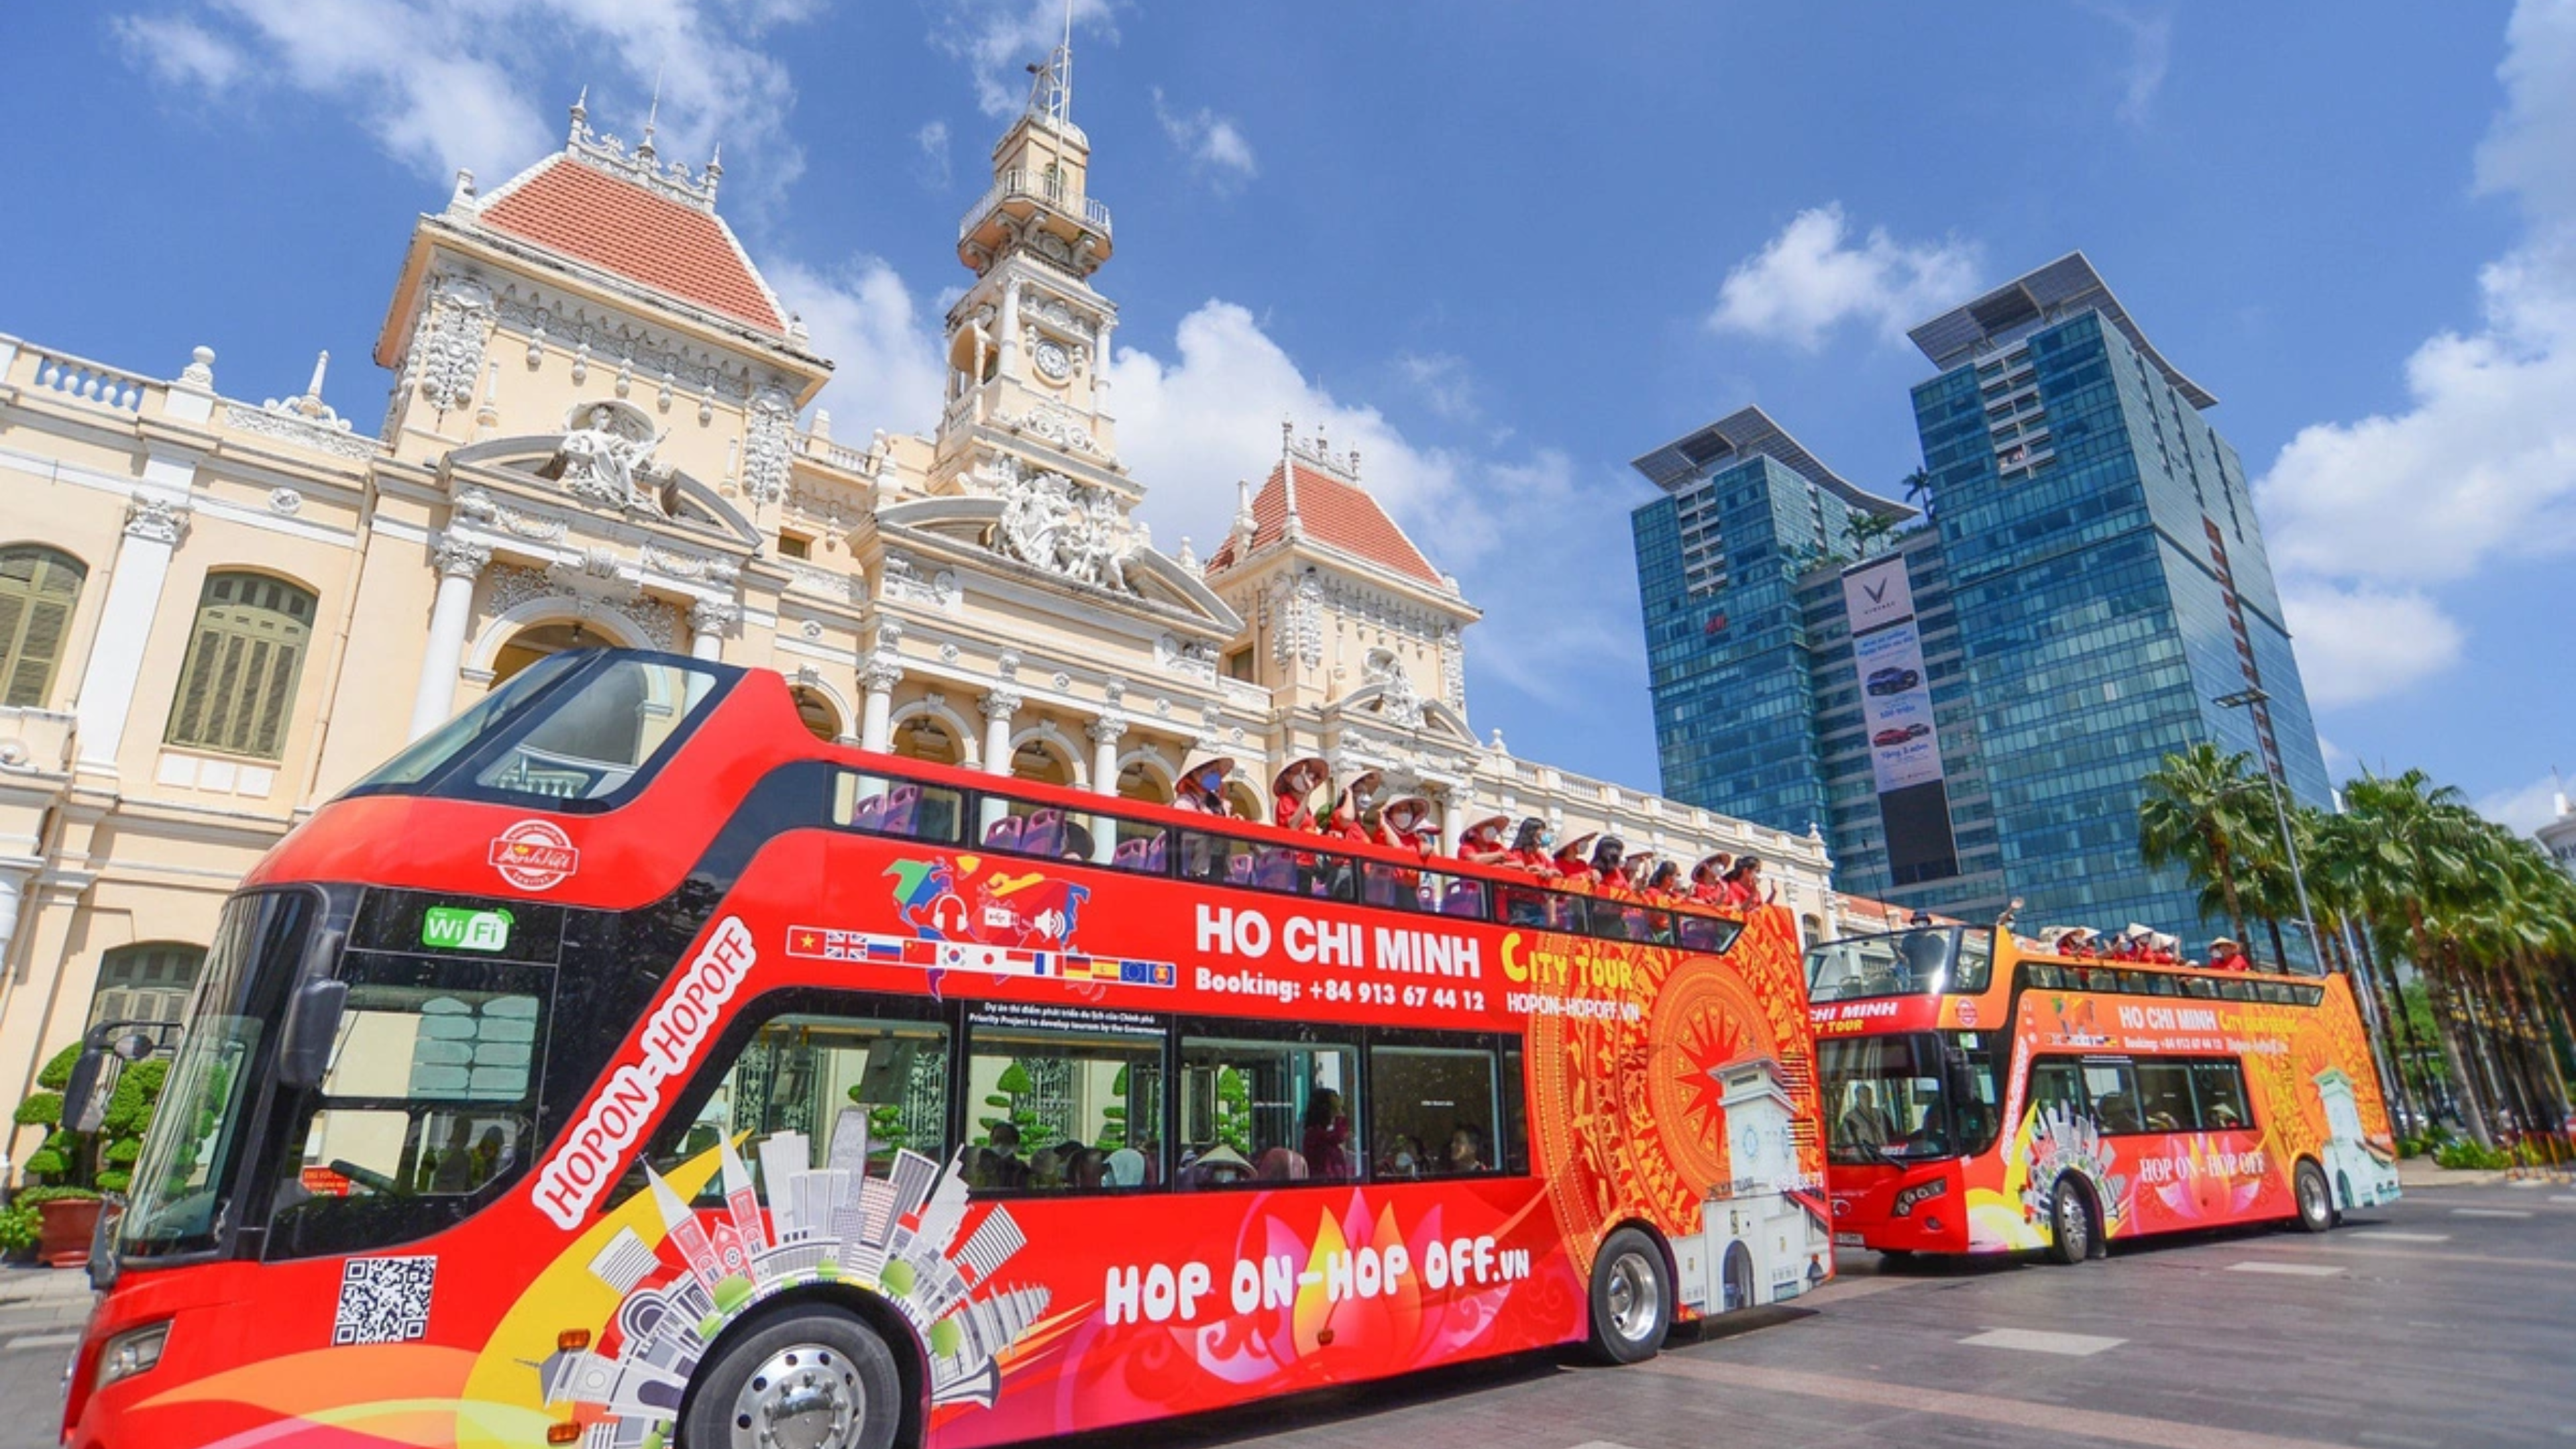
left=1634, top=254, right=2332, bottom=946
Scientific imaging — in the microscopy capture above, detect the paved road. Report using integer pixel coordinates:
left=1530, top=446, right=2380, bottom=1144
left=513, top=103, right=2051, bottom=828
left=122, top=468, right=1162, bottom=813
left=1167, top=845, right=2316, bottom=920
left=7, top=1179, right=2570, bottom=1448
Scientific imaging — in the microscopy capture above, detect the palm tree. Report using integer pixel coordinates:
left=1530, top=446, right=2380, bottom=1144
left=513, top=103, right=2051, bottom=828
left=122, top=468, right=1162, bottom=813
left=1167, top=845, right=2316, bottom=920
left=2308, top=805, right=2424, bottom=1124
left=2138, top=744, right=2262, bottom=948
left=2341, top=770, right=2493, bottom=1145
left=1900, top=467, right=1935, bottom=521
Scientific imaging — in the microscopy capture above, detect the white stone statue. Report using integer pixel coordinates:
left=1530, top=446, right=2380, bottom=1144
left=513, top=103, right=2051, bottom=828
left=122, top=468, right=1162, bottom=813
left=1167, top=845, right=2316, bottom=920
left=549, top=403, right=669, bottom=513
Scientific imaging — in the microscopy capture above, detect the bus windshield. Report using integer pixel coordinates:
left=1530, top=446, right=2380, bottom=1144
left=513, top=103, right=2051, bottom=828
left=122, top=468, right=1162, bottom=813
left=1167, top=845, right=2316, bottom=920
left=118, top=889, right=320, bottom=1259
left=1807, top=925, right=1990, bottom=1002
left=344, top=650, right=731, bottom=807
left=1817, top=1032, right=1998, bottom=1165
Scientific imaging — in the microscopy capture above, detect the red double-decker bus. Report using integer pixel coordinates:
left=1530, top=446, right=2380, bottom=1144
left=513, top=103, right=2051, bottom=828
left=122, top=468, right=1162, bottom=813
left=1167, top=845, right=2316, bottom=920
left=1810, top=922, right=2400, bottom=1264
left=64, top=649, right=1829, bottom=1449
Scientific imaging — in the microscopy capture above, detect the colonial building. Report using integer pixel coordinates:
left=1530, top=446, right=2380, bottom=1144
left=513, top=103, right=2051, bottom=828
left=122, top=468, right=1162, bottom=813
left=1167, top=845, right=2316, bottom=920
left=0, top=54, right=1832, bottom=1167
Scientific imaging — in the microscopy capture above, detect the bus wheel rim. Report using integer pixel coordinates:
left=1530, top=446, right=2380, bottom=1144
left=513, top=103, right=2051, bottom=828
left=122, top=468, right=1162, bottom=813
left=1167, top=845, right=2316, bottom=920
left=1607, top=1251, right=1660, bottom=1341
left=2057, top=1187, right=2086, bottom=1254
left=2301, top=1170, right=2328, bottom=1222
left=731, top=1344, right=863, bottom=1449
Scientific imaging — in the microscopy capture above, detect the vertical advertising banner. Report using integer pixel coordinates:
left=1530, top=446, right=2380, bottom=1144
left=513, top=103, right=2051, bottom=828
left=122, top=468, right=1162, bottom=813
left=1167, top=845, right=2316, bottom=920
left=1841, top=556, right=1959, bottom=885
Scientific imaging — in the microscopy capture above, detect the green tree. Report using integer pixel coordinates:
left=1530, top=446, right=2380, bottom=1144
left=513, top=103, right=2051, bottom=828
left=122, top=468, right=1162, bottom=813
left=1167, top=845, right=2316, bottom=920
left=2138, top=743, right=2263, bottom=948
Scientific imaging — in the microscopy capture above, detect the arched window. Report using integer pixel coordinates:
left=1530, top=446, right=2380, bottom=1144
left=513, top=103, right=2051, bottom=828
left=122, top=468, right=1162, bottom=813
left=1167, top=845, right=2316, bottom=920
left=89, top=942, right=205, bottom=1029
left=891, top=714, right=963, bottom=766
left=1116, top=759, right=1171, bottom=804
left=1010, top=737, right=1075, bottom=788
left=492, top=621, right=598, bottom=687
left=0, top=545, right=85, bottom=708
left=166, top=572, right=316, bottom=759
left=791, top=687, right=842, bottom=743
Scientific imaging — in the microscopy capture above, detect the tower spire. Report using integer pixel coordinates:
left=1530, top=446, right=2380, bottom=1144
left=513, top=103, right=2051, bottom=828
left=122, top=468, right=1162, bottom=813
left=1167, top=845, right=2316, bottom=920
left=640, top=69, right=663, bottom=160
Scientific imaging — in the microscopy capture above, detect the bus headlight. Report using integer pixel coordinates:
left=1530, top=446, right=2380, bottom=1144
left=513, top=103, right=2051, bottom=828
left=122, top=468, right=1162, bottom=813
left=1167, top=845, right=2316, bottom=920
left=94, top=1321, right=169, bottom=1392
left=1891, top=1180, right=1949, bottom=1218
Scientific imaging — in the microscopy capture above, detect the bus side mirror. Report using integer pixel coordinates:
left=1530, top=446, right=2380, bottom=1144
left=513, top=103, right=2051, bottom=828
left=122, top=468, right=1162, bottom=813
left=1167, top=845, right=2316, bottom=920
left=277, top=978, right=350, bottom=1090
left=61, top=1051, right=113, bottom=1134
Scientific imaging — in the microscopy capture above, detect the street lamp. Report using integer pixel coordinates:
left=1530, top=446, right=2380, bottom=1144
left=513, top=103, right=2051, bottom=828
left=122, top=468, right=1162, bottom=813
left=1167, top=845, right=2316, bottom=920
left=2214, top=687, right=2322, bottom=975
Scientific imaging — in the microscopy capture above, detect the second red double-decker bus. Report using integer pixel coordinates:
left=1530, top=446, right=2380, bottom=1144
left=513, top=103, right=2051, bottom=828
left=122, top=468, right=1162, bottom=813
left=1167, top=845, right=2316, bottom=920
left=64, top=649, right=1829, bottom=1449
left=1810, top=920, right=2400, bottom=1263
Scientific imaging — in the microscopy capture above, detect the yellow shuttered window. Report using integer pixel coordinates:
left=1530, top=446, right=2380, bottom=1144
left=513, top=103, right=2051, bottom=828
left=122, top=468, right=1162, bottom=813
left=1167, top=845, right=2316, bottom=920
left=0, top=545, right=86, bottom=708
left=89, top=943, right=208, bottom=1030
left=165, top=572, right=317, bottom=759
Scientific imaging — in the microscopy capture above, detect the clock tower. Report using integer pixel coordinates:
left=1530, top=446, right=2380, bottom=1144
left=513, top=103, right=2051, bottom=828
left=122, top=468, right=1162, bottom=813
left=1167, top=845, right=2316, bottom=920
left=931, top=29, right=1128, bottom=505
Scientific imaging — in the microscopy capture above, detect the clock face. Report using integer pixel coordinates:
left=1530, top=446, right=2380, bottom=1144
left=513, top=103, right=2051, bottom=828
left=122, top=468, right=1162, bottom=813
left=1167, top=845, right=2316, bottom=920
left=1033, top=338, right=1071, bottom=382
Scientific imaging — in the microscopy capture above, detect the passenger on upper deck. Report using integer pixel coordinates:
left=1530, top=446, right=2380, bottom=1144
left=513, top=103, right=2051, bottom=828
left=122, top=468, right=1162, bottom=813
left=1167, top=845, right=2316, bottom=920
left=2208, top=936, right=2247, bottom=971
left=1273, top=758, right=1327, bottom=833
left=1644, top=860, right=1683, bottom=903
left=1721, top=855, right=1770, bottom=908
left=1690, top=853, right=1733, bottom=906
left=1505, top=818, right=1559, bottom=876
left=1374, top=798, right=1432, bottom=855
left=1321, top=770, right=1380, bottom=845
left=1175, top=758, right=1234, bottom=816
left=1587, top=837, right=1628, bottom=892
left=1553, top=832, right=1601, bottom=885
left=1455, top=814, right=1510, bottom=865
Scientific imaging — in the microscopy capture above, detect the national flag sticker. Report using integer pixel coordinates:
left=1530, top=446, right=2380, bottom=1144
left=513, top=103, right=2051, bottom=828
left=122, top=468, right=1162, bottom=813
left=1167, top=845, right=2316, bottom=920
left=783, top=924, right=1175, bottom=989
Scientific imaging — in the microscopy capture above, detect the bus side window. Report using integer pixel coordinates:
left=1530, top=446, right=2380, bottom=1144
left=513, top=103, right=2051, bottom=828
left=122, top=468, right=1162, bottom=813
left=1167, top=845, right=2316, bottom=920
left=262, top=957, right=553, bottom=1260
left=2028, top=1059, right=2087, bottom=1120
left=963, top=1008, right=1165, bottom=1195
left=2191, top=1061, right=2251, bottom=1131
left=1177, top=1027, right=1360, bottom=1187
left=637, top=1005, right=953, bottom=1213
left=2133, top=1060, right=2194, bottom=1132
left=833, top=771, right=962, bottom=845
left=1371, top=1039, right=1503, bottom=1179
left=2083, top=1061, right=2141, bottom=1133
left=1499, top=1040, right=1528, bottom=1176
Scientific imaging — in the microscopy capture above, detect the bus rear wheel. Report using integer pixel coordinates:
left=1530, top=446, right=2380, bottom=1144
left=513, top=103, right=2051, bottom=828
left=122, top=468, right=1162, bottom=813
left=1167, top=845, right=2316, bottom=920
left=1587, top=1227, right=1673, bottom=1364
left=2044, top=1178, right=2096, bottom=1265
left=683, top=1306, right=901, bottom=1449
left=2294, top=1161, right=2337, bottom=1233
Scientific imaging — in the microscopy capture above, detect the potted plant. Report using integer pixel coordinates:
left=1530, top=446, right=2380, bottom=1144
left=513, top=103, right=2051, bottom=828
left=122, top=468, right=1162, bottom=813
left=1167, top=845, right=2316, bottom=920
left=10, top=1040, right=168, bottom=1269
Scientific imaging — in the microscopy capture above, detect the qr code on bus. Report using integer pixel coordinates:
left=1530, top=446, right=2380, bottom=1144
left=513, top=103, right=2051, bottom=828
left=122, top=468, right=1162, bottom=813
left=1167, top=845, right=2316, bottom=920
left=332, top=1256, right=436, bottom=1345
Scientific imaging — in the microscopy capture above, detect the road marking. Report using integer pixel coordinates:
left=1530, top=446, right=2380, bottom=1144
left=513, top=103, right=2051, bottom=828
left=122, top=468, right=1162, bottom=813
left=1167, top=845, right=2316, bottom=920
left=2226, top=1261, right=2346, bottom=1277
left=2357, top=1231, right=2451, bottom=1242
left=2552, top=1195, right=2576, bottom=1205
left=3, top=1332, right=78, bottom=1352
left=1640, top=1357, right=2360, bottom=1449
left=1567, top=1443, right=1646, bottom=1449
left=2450, top=1208, right=2532, bottom=1218
left=1957, top=1327, right=2126, bottom=1356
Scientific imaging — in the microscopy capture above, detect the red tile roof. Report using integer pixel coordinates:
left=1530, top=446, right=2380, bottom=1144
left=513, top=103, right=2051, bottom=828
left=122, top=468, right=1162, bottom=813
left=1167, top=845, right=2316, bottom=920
left=478, top=156, right=784, bottom=333
left=1205, top=461, right=1444, bottom=586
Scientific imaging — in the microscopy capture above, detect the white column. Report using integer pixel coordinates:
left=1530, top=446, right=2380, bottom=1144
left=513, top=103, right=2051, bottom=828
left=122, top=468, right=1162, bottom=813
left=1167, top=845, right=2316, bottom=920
left=1086, top=717, right=1125, bottom=797
left=1440, top=790, right=1466, bottom=856
left=407, top=534, right=490, bottom=741
left=74, top=495, right=192, bottom=773
left=997, top=281, right=1022, bottom=376
left=688, top=600, right=739, bottom=662
left=979, top=690, right=1020, bottom=775
left=858, top=661, right=901, bottom=753
left=0, top=869, right=25, bottom=991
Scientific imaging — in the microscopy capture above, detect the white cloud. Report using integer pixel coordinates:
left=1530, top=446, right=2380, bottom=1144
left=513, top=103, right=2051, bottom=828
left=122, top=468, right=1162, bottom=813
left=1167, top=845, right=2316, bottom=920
left=111, top=0, right=812, bottom=207
left=2476, top=771, right=2569, bottom=833
left=2076, top=0, right=2174, bottom=127
left=112, top=15, right=248, bottom=90
left=767, top=256, right=946, bottom=439
left=1395, top=352, right=1478, bottom=423
left=1707, top=205, right=1981, bottom=351
left=2277, top=583, right=2464, bottom=710
left=1108, top=301, right=1644, bottom=710
left=1150, top=88, right=1256, bottom=191
left=2256, top=0, right=2576, bottom=709
left=929, top=0, right=1116, bottom=119
left=913, top=119, right=953, bottom=189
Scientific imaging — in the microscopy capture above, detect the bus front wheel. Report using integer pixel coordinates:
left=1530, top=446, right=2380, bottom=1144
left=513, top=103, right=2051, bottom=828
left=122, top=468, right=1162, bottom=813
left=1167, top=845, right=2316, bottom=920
left=683, top=1305, right=901, bottom=1449
left=1587, top=1227, right=1674, bottom=1364
left=2044, top=1178, right=2096, bottom=1266
left=2294, top=1161, right=2337, bottom=1233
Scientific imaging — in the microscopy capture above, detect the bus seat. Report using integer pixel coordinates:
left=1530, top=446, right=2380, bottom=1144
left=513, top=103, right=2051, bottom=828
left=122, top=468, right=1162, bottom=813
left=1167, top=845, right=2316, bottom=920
left=1442, top=881, right=1484, bottom=918
left=1113, top=837, right=1148, bottom=869
left=1021, top=808, right=1064, bottom=856
left=1362, top=870, right=1400, bottom=907
left=849, top=793, right=888, bottom=830
left=881, top=784, right=921, bottom=836
left=1144, top=833, right=1168, bottom=873
left=984, top=816, right=1025, bottom=849
left=1252, top=849, right=1297, bottom=891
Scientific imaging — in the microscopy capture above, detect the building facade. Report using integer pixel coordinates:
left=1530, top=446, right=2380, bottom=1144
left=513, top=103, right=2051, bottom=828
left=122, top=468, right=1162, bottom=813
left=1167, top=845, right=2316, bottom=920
left=0, top=62, right=1834, bottom=1173
left=1637, top=254, right=2332, bottom=941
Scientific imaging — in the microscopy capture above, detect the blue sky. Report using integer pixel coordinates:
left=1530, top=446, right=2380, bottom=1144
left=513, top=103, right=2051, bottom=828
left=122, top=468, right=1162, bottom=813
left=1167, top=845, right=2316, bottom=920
left=5, top=1, right=2572, bottom=830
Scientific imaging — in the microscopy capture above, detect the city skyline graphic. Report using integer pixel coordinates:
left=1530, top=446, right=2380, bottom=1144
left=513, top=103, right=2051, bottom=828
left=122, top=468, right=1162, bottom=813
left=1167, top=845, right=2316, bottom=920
left=534, top=1106, right=1049, bottom=1446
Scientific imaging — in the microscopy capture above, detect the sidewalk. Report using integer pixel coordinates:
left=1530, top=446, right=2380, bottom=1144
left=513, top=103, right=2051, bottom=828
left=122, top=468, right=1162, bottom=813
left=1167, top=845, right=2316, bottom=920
left=0, top=1267, right=89, bottom=1449
left=2395, top=1157, right=2576, bottom=1189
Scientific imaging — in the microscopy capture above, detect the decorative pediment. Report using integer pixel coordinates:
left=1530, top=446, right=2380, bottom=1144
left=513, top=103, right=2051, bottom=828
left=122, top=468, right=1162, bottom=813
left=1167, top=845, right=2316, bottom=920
left=874, top=494, right=1240, bottom=630
left=1328, top=678, right=1477, bottom=747
left=445, top=433, right=761, bottom=551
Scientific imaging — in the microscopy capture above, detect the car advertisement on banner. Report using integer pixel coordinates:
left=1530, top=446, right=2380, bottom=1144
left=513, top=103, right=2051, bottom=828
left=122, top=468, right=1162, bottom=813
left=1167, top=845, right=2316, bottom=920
left=1842, top=559, right=1943, bottom=794
left=1841, top=555, right=1960, bottom=882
